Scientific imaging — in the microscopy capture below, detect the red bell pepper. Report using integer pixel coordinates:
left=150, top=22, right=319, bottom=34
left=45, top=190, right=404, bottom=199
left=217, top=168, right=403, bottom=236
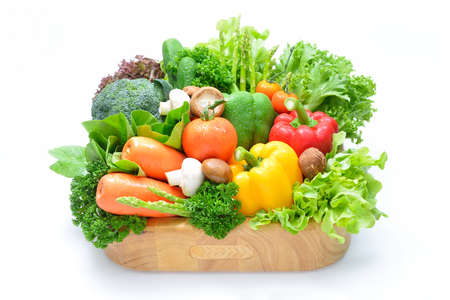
left=268, top=98, right=338, bottom=156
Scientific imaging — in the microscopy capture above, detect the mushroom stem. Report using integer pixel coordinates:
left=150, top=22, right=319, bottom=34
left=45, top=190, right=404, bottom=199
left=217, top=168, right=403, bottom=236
left=159, top=101, right=171, bottom=115
left=165, top=158, right=204, bottom=197
left=165, top=169, right=183, bottom=187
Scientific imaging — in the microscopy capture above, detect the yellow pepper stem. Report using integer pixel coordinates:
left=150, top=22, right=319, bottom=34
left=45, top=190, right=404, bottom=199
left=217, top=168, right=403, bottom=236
left=234, top=146, right=260, bottom=168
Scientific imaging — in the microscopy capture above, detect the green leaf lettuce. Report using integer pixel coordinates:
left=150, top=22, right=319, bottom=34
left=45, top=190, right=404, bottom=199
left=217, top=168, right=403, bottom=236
left=250, top=132, right=387, bottom=243
left=271, top=41, right=376, bottom=143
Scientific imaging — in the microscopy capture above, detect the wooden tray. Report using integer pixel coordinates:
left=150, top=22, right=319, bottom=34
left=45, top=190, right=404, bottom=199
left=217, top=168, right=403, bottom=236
left=104, top=217, right=350, bottom=271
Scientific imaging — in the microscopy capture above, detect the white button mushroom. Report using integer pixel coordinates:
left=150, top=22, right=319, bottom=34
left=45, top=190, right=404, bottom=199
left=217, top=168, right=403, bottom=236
left=165, top=158, right=205, bottom=197
left=159, top=89, right=190, bottom=116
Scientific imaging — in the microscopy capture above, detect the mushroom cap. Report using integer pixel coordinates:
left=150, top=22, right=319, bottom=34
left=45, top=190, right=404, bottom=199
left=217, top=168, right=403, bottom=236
left=190, top=87, right=225, bottom=118
left=298, top=147, right=327, bottom=180
left=201, top=158, right=232, bottom=184
left=183, top=86, right=200, bottom=97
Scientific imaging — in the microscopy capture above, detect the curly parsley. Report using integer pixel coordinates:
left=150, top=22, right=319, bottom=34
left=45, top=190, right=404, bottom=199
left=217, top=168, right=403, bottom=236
left=168, top=46, right=234, bottom=93
left=70, top=160, right=146, bottom=248
left=186, top=181, right=245, bottom=239
left=118, top=181, right=245, bottom=239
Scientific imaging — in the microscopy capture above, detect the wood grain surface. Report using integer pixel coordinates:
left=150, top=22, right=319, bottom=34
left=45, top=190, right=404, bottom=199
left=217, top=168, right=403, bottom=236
left=104, top=217, right=351, bottom=271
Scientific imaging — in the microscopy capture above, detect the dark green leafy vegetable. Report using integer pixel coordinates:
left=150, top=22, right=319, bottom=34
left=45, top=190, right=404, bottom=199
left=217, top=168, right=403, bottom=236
left=250, top=132, right=387, bottom=243
left=117, top=181, right=245, bottom=239
left=92, top=78, right=170, bottom=122
left=70, top=159, right=146, bottom=249
left=166, top=46, right=234, bottom=93
left=176, top=57, right=196, bottom=89
left=271, top=41, right=376, bottom=143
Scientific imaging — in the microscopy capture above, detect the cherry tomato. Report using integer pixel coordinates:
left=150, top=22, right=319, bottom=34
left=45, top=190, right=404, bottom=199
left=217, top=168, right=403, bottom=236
left=271, top=91, right=298, bottom=114
left=256, top=80, right=281, bottom=99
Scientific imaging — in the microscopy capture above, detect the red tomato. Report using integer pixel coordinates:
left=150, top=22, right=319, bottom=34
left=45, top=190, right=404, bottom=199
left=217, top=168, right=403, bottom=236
left=182, top=117, right=237, bottom=162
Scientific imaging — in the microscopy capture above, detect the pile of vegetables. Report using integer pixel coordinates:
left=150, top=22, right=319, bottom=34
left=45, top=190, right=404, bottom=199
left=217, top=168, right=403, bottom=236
left=50, top=16, right=387, bottom=249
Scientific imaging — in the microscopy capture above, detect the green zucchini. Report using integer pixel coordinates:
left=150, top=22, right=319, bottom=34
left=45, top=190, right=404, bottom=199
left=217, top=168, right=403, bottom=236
left=176, top=57, right=196, bottom=89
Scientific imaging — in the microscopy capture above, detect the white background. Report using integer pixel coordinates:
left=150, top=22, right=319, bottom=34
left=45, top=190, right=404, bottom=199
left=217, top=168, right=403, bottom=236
left=1, top=0, right=449, bottom=299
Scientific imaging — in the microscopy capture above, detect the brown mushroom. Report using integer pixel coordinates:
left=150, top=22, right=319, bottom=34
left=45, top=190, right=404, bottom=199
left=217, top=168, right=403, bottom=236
left=201, top=158, right=233, bottom=183
left=190, top=87, right=225, bottom=118
left=298, top=147, right=327, bottom=180
left=183, top=86, right=200, bottom=97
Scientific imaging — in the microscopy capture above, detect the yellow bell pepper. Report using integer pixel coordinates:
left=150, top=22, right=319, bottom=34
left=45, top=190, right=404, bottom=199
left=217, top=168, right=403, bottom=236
left=230, top=141, right=302, bottom=216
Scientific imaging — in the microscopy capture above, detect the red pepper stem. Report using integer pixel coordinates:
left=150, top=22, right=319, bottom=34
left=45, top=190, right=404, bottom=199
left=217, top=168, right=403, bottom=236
left=234, top=146, right=259, bottom=168
left=284, top=97, right=317, bottom=128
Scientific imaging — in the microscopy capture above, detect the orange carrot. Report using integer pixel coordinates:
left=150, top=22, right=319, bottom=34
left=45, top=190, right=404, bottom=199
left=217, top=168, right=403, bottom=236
left=121, top=136, right=185, bottom=181
left=96, top=173, right=185, bottom=217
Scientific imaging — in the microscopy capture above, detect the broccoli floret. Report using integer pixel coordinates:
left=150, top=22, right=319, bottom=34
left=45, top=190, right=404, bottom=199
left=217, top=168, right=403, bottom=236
left=92, top=78, right=165, bottom=121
